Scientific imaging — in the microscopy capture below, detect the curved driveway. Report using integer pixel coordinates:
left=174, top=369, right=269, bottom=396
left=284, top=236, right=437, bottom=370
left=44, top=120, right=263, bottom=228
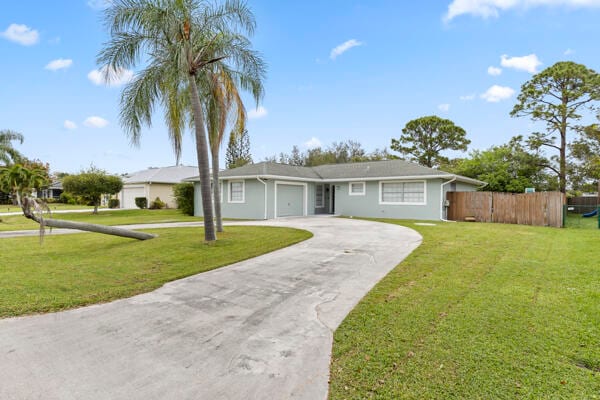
left=0, top=216, right=421, bottom=400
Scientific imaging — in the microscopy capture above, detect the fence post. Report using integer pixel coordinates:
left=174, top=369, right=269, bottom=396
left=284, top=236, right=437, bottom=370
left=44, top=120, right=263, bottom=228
left=562, top=204, right=567, bottom=228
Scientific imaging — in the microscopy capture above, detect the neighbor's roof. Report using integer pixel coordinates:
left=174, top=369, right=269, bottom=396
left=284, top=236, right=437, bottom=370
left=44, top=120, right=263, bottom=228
left=124, top=165, right=198, bottom=184
left=188, top=160, right=485, bottom=186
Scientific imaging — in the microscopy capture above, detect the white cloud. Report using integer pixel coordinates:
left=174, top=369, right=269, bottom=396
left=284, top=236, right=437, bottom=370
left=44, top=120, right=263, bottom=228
left=1, top=24, right=39, bottom=46
left=87, top=0, right=112, bottom=10
left=500, top=54, right=542, bottom=73
left=487, top=66, right=502, bottom=76
left=304, top=137, right=322, bottom=149
left=444, top=0, right=600, bottom=21
left=45, top=58, right=73, bottom=71
left=564, top=48, right=575, bottom=55
left=88, top=66, right=134, bottom=87
left=248, top=106, right=268, bottom=119
left=438, top=103, right=451, bottom=112
left=480, top=85, right=515, bottom=102
left=83, top=116, right=109, bottom=128
left=459, top=94, right=476, bottom=101
left=330, top=39, right=363, bottom=60
left=64, top=120, right=77, bottom=130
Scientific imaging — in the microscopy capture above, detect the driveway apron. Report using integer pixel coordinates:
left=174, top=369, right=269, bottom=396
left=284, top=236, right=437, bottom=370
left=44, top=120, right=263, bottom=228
left=0, top=216, right=422, bottom=400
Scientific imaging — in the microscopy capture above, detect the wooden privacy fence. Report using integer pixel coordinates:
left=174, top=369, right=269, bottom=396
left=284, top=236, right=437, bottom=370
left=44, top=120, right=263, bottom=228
left=446, top=191, right=565, bottom=228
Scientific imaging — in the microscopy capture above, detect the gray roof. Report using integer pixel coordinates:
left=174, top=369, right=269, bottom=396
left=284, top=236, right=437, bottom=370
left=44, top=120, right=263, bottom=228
left=189, top=160, right=484, bottom=185
left=218, top=162, right=322, bottom=180
left=313, top=159, right=455, bottom=180
left=124, top=165, right=198, bottom=184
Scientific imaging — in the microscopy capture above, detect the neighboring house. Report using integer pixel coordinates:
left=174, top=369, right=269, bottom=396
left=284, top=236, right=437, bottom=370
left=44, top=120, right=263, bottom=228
left=0, top=190, right=10, bottom=204
left=119, top=165, right=198, bottom=209
left=189, top=160, right=485, bottom=221
left=38, top=180, right=63, bottom=200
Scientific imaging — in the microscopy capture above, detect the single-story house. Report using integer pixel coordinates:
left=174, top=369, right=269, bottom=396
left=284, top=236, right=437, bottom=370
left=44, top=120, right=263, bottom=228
left=119, top=165, right=198, bottom=209
left=38, top=180, right=63, bottom=200
left=189, top=159, right=485, bottom=220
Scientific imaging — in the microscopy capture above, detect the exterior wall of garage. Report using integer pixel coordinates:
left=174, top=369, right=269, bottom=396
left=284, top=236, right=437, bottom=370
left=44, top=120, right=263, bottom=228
left=148, top=183, right=177, bottom=208
left=194, top=179, right=317, bottom=219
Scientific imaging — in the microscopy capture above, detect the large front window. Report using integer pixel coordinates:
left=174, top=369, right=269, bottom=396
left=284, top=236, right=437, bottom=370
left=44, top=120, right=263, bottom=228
left=380, top=181, right=425, bottom=204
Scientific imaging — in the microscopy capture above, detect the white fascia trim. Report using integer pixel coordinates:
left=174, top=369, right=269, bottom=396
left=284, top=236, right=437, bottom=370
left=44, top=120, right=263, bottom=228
left=274, top=180, right=308, bottom=218
left=228, top=180, right=245, bottom=203
left=378, top=180, right=427, bottom=206
left=348, top=181, right=366, bottom=196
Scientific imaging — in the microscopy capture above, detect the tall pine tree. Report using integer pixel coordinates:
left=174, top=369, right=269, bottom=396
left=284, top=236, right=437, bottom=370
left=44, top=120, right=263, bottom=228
left=226, top=129, right=253, bottom=169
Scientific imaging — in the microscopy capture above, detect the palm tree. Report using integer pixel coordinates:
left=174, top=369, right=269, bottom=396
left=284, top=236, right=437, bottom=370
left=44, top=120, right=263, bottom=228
left=0, top=130, right=24, bottom=165
left=98, top=0, right=265, bottom=242
left=204, top=65, right=262, bottom=232
left=0, top=163, right=48, bottom=207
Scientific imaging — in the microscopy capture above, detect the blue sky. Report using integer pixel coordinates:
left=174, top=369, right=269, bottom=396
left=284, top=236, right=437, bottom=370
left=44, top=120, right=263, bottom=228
left=1, top=0, right=599, bottom=175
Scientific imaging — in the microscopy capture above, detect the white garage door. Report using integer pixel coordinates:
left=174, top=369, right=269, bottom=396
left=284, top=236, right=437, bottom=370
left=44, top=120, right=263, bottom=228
left=121, top=186, right=145, bottom=209
left=276, top=183, right=305, bottom=217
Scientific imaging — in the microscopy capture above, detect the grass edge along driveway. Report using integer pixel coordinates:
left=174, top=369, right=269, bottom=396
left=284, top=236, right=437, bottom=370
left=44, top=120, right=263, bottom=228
left=329, top=219, right=600, bottom=399
left=0, top=226, right=312, bottom=318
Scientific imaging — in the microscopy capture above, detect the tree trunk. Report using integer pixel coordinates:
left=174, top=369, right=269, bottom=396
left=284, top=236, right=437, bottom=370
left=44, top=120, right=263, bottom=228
left=559, top=101, right=568, bottom=194
left=211, top=148, right=223, bottom=232
left=188, top=75, right=217, bottom=242
left=19, top=197, right=155, bottom=240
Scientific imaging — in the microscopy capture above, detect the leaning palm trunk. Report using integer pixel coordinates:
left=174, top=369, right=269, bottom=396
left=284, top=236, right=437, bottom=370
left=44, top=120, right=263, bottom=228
left=21, top=197, right=155, bottom=241
left=211, top=148, right=223, bottom=232
left=189, top=76, right=216, bottom=241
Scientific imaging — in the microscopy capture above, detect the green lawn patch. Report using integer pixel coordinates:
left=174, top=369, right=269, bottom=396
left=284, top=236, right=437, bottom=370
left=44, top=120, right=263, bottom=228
left=0, top=209, right=200, bottom=231
left=330, top=220, right=600, bottom=399
left=0, top=226, right=311, bottom=318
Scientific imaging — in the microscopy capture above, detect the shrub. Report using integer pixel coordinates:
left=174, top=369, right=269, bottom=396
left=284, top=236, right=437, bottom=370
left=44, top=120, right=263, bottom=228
left=135, top=197, right=147, bottom=209
left=108, top=198, right=120, bottom=209
left=149, top=197, right=165, bottom=209
left=59, top=192, right=74, bottom=204
left=174, top=183, right=194, bottom=216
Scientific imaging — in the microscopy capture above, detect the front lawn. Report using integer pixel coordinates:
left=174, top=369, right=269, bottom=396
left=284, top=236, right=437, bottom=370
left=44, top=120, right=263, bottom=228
left=0, top=226, right=311, bottom=318
left=330, top=220, right=600, bottom=399
left=0, top=209, right=199, bottom=231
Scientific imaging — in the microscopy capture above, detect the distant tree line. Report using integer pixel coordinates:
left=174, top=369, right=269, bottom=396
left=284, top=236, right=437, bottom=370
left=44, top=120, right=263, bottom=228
left=264, top=140, right=395, bottom=167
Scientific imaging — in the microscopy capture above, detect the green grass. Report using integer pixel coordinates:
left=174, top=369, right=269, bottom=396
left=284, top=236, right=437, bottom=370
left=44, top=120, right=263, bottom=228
left=330, top=220, right=600, bottom=399
left=0, top=226, right=311, bottom=318
left=0, top=203, right=101, bottom=213
left=565, top=212, right=599, bottom=230
left=0, top=209, right=200, bottom=231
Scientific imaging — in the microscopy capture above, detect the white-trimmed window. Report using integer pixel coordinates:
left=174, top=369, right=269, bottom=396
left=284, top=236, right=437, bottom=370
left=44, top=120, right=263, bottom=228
left=379, top=181, right=426, bottom=205
left=349, top=182, right=365, bottom=196
left=315, top=184, right=324, bottom=208
left=228, top=180, right=245, bottom=203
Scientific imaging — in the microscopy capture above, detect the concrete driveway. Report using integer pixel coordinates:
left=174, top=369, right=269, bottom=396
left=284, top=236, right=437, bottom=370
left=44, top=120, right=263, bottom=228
left=0, top=216, right=421, bottom=400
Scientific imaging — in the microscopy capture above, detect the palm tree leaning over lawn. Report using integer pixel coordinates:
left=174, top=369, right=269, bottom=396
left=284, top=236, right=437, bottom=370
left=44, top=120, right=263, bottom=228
left=205, top=65, right=262, bottom=232
left=98, top=0, right=265, bottom=242
left=0, top=129, right=24, bottom=165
